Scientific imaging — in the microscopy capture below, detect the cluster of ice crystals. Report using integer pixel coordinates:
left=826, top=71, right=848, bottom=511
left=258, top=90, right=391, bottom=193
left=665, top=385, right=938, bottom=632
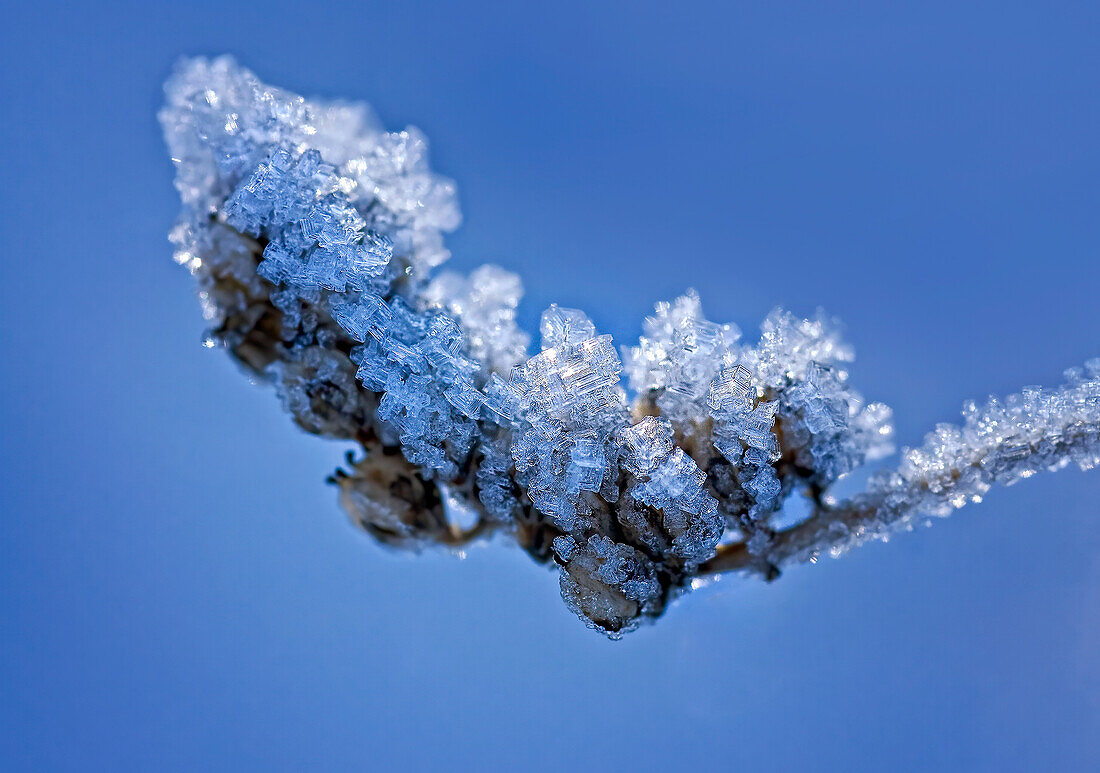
left=630, top=458, right=723, bottom=565
left=475, top=433, right=522, bottom=522
left=163, top=56, right=489, bottom=482
left=162, top=55, right=459, bottom=301
left=310, top=115, right=460, bottom=279
left=735, top=310, right=895, bottom=489
left=508, top=307, right=628, bottom=530
left=622, top=290, right=740, bottom=426
left=226, top=146, right=393, bottom=293
left=741, top=308, right=854, bottom=389
left=620, top=294, right=890, bottom=548
left=350, top=299, right=485, bottom=478
left=422, top=265, right=530, bottom=378
left=163, top=57, right=1097, bottom=637
left=707, top=365, right=777, bottom=463
left=779, top=363, right=894, bottom=487
left=161, top=56, right=314, bottom=212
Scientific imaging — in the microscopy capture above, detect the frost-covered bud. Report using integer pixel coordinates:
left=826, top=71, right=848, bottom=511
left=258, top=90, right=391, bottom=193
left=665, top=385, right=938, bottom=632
left=333, top=451, right=451, bottom=549
left=554, top=535, right=663, bottom=637
left=268, top=345, right=375, bottom=439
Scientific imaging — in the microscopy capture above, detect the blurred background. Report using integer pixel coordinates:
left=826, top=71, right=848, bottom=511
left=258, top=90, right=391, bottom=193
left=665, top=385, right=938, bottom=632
left=1, top=2, right=1098, bottom=770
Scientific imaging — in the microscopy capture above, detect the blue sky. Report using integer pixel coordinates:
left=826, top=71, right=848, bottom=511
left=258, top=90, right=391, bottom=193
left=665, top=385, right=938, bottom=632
left=1, top=2, right=1098, bottom=770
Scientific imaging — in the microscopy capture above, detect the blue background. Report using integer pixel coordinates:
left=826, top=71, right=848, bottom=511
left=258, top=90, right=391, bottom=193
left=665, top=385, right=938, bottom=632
left=2, top=2, right=1098, bottom=770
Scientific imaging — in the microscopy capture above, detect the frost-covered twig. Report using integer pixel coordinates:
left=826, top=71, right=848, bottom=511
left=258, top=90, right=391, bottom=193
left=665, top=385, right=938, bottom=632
left=161, top=57, right=1099, bottom=637
left=702, top=381, right=1100, bottom=576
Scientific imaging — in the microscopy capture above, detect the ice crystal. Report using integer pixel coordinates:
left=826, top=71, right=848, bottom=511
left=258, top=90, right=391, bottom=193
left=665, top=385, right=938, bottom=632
left=162, top=57, right=1099, bottom=637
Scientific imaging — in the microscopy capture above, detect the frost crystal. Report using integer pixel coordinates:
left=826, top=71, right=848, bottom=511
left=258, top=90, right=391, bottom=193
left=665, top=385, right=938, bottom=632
left=163, top=57, right=1099, bottom=637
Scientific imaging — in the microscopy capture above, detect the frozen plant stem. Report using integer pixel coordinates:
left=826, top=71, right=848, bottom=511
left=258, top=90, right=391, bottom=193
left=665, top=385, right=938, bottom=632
left=162, top=57, right=1099, bottom=637
left=705, top=410, right=1100, bottom=577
